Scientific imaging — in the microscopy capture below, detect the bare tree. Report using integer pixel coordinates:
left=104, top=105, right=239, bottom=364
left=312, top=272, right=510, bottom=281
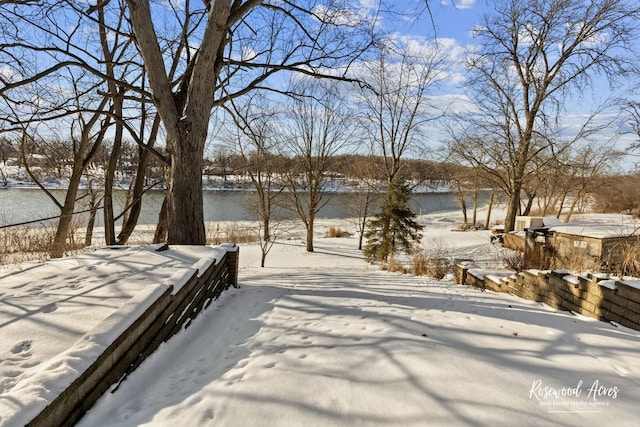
left=343, top=155, right=383, bottom=250
left=1, top=0, right=377, bottom=249
left=622, top=101, right=640, bottom=167
left=0, top=0, right=160, bottom=254
left=464, top=0, right=640, bottom=232
left=449, top=164, right=486, bottom=228
left=227, top=95, right=288, bottom=267
left=281, top=79, right=354, bottom=252
left=123, top=0, right=377, bottom=245
left=526, top=152, right=565, bottom=217
left=354, top=38, right=448, bottom=261
left=355, top=39, right=448, bottom=186
left=0, top=138, right=13, bottom=165
left=562, top=143, right=622, bottom=222
left=17, top=106, right=110, bottom=258
left=114, top=118, right=165, bottom=244
left=98, top=1, right=133, bottom=246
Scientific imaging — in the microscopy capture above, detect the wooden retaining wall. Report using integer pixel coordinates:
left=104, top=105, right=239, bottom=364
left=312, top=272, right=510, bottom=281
left=453, top=262, right=640, bottom=332
left=27, top=244, right=239, bottom=427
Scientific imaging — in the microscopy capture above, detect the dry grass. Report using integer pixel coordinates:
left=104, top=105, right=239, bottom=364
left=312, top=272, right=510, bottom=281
left=326, top=225, right=351, bottom=238
left=411, top=252, right=428, bottom=276
left=207, top=223, right=258, bottom=245
left=621, top=245, right=640, bottom=277
left=0, top=224, right=55, bottom=265
left=1, top=220, right=260, bottom=266
left=411, top=252, right=451, bottom=280
left=617, top=240, right=640, bottom=277
left=410, top=238, right=453, bottom=280
left=551, top=250, right=602, bottom=274
left=0, top=221, right=92, bottom=265
left=381, top=256, right=408, bottom=274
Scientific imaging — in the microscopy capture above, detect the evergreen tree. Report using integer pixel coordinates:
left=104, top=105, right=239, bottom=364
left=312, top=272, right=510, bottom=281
left=364, top=179, right=423, bottom=264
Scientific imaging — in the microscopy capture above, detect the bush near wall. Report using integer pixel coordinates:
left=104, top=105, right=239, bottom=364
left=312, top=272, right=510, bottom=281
left=453, top=263, right=640, bottom=332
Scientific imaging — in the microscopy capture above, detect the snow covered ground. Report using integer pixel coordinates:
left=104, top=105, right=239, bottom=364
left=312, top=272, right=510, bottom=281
left=2, top=211, right=640, bottom=426
left=78, top=215, right=639, bottom=427
left=0, top=244, right=229, bottom=426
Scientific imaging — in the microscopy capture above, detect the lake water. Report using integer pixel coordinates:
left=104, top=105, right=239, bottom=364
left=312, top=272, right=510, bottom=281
left=0, top=187, right=487, bottom=228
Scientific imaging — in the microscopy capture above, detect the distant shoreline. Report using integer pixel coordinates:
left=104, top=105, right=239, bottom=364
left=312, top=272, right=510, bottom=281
left=0, top=181, right=468, bottom=195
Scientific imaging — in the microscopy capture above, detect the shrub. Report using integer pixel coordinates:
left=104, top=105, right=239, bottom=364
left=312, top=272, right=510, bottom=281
left=0, top=224, right=56, bottom=265
left=382, top=256, right=408, bottom=274
left=411, top=252, right=428, bottom=276
left=618, top=240, right=640, bottom=277
left=411, top=251, right=451, bottom=280
left=591, top=174, right=640, bottom=215
left=502, top=249, right=525, bottom=272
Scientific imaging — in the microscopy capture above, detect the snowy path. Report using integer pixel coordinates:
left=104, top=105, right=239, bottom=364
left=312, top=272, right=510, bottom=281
left=78, top=237, right=640, bottom=427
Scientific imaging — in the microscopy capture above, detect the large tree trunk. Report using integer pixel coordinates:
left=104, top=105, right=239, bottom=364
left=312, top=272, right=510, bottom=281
left=51, top=166, right=84, bottom=258
left=126, top=0, right=230, bottom=246
left=166, top=138, right=206, bottom=244
left=504, top=162, right=527, bottom=232
left=504, top=188, right=521, bottom=233
left=153, top=194, right=169, bottom=243
left=51, top=206, right=75, bottom=258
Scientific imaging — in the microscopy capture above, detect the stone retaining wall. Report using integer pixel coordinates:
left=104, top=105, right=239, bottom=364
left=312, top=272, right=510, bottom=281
left=453, top=262, right=640, bottom=332
left=28, top=244, right=239, bottom=427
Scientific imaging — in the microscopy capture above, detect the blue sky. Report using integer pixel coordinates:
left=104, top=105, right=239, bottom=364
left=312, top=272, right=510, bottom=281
left=419, top=0, right=481, bottom=42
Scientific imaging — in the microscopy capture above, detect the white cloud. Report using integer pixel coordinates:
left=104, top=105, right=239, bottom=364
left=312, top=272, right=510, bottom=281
left=0, top=66, right=19, bottom=84
left=358, top=0, right=379, bottom=10
left=440, top=0, right=477, bottom=10
left=386, top=34, right=470, bottom=87
left=241, top=46, right=257, bottom=62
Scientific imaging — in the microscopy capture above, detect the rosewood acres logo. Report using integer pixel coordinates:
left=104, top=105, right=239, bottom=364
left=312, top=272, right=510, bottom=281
left=529, top=379, right=620, bottom=412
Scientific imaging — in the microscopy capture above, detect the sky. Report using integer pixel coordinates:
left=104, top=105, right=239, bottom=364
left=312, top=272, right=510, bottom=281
left=412, top=0, right=480, bottom=41
left=1, top=0, right=637, bottom=169
left=380, top=0, right=639, bottom=169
